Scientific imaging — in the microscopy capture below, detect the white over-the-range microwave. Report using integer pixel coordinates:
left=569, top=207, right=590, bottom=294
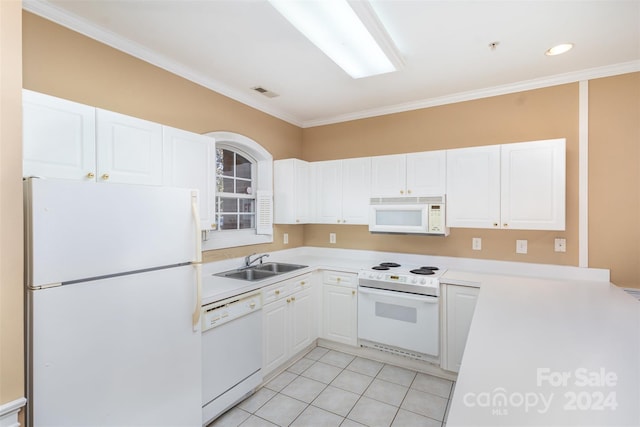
left=368, top=196, right=449, bottom=236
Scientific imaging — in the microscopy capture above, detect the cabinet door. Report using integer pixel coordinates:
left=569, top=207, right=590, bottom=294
left=322, top=284, right=357, bottom=346
left=371, top=154, right=406, bottom=197
left=262, top=298, right=289, bottom=376
left=290, top=287, right=314, bottom=355
left=341, top=157, right=371, bottom=224
left=163, top=126, right=215, bottom=230
left=96, top=109, right=163, bottom=185
left=446, top=145, right=501, bottom=228
left=314, top=160, right=342, bottom=224
left=501, top=139, right=566, bottom=230
left=23, top=90, right=96, bottom=181
left=406, top=150, right=446, bottom=196
left=274, top=159, right=309, bottom=224
left=444, top=285, right=479, bottom=373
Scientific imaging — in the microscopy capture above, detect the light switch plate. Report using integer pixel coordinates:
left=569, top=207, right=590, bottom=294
left=329, top=233, right=336, bottom=244
left=283, top=233, right=289, bottom=245
left=516, top=240, right=528, bottom=254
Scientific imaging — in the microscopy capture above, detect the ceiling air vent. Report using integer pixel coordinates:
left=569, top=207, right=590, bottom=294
left=251, top=86, right=279, bottom=98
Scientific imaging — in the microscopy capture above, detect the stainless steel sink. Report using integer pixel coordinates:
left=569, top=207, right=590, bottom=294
left=215, top=262, right=308, bottom=281
left=254, top=262, right=308, bottom=274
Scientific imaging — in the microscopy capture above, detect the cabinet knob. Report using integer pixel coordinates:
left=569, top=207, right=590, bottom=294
left=493, top=223, right=499, bottom=227
left=86, top=172, right=95, bottom=179
left=407, top=190, right=412, bottom=195
left=300, top=281, right=306, bottom=285
left=249, top=302, right=256, bottom=309
left=336, top=277, right=341, bottom=282
left=291, top=296, right=296, bottom=302
left=296, top=219, right=300, bottom=223
left=503, top=223, right=508, bottom=227
left=400, top=190, right=404, bottom=195
left=286, top=298, right=291, bottom=303
left=101, top=173, right=110, bottom=180
left=275, top=290, right=280, bottom=295
left=352, top=290, right=356, bottom=296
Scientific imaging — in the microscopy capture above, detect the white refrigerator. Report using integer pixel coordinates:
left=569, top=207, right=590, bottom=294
left=25, top=178, right=202, bottom=426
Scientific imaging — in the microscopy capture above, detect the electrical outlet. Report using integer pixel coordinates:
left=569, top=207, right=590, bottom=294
left=554, top=238, right=566, bottom=252
left=516, top=240, right=528, bottom=254
left=472, top=237, right=482, bottom=251
left=283, top=233, right=289, bottom=245
left=329, top=233, right=336, bottom=244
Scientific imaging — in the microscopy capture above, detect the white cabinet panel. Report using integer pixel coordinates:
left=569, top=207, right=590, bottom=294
left=442, top=284, right=479, bottom=373
left=341, top=157, right=371, bottom=224
left=446, top=145, right=501, bottom=228
left=23, top=90, right=96, bottom=181
left=96, top=109, right=163, bottom=185
left=274, top=159, right=310, bottom=224
left=163, top=126, right=215, bottom=230
left=262, top=274, right=315, bottom=376
left=501, top=139, right=566, bottom=230
left=372, top=151, right=445, bottom=197
left=314, top=160, right=342, bottom=224
left=447, top=139, right=566, bottom=230
left=406, top=150, right=446, bottom=196
left=371, top=154, right=405, bottom=197
left=321, top=271, right=357, bottom=347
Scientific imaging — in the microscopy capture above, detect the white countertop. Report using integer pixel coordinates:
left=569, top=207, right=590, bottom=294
left=446, top=274, right=640, bottom=426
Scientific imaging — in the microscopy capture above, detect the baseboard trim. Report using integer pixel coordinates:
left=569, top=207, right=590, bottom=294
left=0, top=397, right=26, bottom=427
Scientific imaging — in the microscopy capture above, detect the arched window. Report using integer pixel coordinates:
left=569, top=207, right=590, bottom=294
left=203, top=132, right=273, bottom=250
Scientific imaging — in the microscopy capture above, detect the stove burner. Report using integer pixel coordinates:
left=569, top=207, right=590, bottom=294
left=409, top=269, right=435, bottom=275
left=380, top=262, right=401, bottom=268
left=372, top=266, right=390, bottom=271
left=420, top=266, right=439, bottom=271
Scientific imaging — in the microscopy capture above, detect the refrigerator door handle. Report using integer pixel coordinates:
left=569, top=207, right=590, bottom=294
left=191, top=190, right=202, bottom=331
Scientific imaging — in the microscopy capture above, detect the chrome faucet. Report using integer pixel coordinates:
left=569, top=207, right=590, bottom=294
left=244, top=253, right=270, bottom=268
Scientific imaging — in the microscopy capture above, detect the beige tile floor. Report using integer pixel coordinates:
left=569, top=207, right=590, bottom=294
left=210, top=346, right=454, bottom=427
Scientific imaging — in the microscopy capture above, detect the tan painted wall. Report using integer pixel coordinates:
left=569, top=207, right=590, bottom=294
left=0, top=0, right=25, bottom=409
left=22, top=12, right=306, bottom=263
left=303, top=85, right=579, bottom=267
left=588, top=73, right=640, bottom=287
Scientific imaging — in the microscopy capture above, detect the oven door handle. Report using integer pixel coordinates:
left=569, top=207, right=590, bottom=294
left=358, top=286, right=438, bottom=303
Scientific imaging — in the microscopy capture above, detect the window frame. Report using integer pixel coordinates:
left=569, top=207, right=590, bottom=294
left=203, top=131, right=273, bottom=250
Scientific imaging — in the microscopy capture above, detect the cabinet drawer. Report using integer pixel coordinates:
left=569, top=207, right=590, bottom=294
left=322, top=271, right=356, bottom=288
left=262, top=282, right=292, bottom=304
left=291, top=274, right=312, bottom=293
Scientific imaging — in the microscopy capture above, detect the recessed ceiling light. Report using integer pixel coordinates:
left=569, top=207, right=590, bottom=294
left=545, top=43, right=574, bottom=56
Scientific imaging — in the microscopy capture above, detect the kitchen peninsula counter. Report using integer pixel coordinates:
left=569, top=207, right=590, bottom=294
left=445, top=271, right=640, bottom=426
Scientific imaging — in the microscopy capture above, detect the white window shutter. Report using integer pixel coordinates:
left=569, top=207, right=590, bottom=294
left=256, top=190, right=273, bottom=235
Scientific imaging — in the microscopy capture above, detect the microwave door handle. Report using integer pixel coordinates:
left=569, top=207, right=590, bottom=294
left=358, top=286, right=438, bottom=303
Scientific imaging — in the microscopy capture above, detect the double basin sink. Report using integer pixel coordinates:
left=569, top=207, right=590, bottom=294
left=215, top=262, right=308, bottom=281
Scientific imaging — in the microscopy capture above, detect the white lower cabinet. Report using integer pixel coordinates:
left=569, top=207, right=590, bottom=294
left=321, top=271, right=358, bottom=347
left=441, top=284, right=480, bottom=373
left=262, top=274, right=315, bottom=376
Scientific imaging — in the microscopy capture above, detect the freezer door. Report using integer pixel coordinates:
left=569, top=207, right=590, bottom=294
left=25, top=178, right=197, bottom=287
left=28, top=265, right=201, bottom=426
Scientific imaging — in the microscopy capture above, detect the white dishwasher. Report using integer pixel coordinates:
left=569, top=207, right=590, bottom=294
left=201, top=290, right=262, bottom=426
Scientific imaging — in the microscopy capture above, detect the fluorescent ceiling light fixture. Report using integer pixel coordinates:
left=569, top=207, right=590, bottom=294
left=269, top=0, right=403, bottom=79
left=545, top=43, right=574, bottom=56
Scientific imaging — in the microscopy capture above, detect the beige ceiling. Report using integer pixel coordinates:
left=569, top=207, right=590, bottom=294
left=23, top=0, right=640, bottom=127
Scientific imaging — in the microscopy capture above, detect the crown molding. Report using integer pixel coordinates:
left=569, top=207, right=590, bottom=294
left=22, top=0, right=304, bottom=127
left=302, top=60, right=640, bottom=128
left=23, top=1, right=640, bottom=130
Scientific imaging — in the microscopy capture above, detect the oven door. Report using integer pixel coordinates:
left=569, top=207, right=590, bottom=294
left=358, top=286, right=439, bottom=356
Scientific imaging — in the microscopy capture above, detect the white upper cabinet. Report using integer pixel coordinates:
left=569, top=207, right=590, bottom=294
left=23, top=90, right=96, bottom=181
left=163, top=126, right=215, bottom=230
left=273, top=159, right=310, bottom=224
left=501, top=139, right=566, bottom=230
left=96, top=109, right=164, bottom=185
left=446, top=145, right=501, bottom=228
left=371, top=151, right=446, bottom=197
left=313, top=157, right=371, bottom=225
left=446, top=139, right=566, bottom=230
